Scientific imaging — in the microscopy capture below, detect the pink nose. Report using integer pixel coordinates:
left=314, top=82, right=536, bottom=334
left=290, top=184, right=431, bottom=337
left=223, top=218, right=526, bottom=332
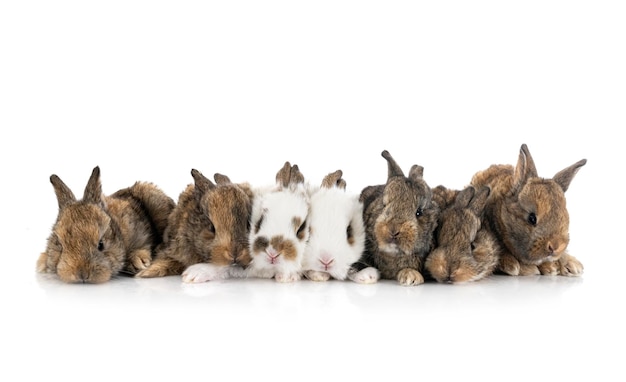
left=319, top=257, right=334, bottom=271
left=266, top=248, right=279, bottom=264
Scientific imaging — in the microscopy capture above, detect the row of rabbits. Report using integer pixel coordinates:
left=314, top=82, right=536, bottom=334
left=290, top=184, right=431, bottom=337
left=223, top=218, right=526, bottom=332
left=37, top=144, right=587, bottom=285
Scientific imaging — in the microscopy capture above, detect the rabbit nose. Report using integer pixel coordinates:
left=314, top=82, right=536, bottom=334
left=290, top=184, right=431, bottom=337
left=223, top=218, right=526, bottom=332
left=319, top=257, right=334, bottom=271
left=266, top=248, right=279, bottom=264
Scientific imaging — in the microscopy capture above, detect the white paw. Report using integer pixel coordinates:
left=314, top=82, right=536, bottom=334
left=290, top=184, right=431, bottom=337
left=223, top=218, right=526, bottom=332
left=182, top=263, right=225, bottom=283
left=348, top=267, right=380, bottom=284
left=275, top=272, right=301, bottom=283
left=305, top=270, right=331, bottom=282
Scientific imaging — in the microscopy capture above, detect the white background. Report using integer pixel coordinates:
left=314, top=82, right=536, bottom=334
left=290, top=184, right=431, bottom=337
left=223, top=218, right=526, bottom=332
left=1, top=1, right=624, bottom=381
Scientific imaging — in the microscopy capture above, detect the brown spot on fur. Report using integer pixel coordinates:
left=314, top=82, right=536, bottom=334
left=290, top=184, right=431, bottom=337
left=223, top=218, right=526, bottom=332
left=253, top=236, right=269, bottom=253
left=270, top=236, right=298, bottom=261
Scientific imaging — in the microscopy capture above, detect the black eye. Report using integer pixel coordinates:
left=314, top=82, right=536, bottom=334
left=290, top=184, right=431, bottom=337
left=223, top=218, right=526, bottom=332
left=208, top=221, right=216, bottom=233
left=416, top=208, right=423, bottom=218
left=97, top=240, right=104, bottom=251
left=470, top=243, right=476, bottom=251
left=296, top=222, right=307, bottom=240
left=254, top=215, right=264, bottom=234
left=528, top=212, right=537, bottom=226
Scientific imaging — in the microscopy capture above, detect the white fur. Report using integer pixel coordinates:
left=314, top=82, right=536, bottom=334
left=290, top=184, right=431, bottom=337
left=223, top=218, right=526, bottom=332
left=348, top=267, right=380, bottom=284
left=246, top=184, right=310, bottom=282
left=302, top=185, right=365, bottom=281
left=181, top=263, right=246, bottom=283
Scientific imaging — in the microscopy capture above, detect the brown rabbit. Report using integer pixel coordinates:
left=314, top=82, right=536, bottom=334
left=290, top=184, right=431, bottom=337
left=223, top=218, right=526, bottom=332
left=349, top=150, right=439, bottom=286
left=37, top=166, right=175, bottom=283
left=136, top=169, right=254, bottom=281
left=470, top=143, right=586, bottom=276
left=425, top=185, right=500, bottom=283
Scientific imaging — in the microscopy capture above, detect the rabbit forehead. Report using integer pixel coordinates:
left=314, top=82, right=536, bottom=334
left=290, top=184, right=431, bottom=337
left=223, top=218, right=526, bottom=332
left=55, top=204, right=110, bottom=244
left=383, top=177, right=430, bottom=208
left=437, top=209, right=481, bottom=244
left=517, top=179, right=567, bottom=218
left=204, top=186, right=251, bottom=227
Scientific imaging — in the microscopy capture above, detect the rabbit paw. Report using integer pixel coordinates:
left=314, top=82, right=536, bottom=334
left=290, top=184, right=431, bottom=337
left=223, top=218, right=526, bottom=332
left=348, top=267, right=380, bottom=284
left=538, top=261, right=558, bottom=276
left=397, top=268, right=424, bottom=286
left=305, top=270, right=331, bottom=282
left=557, top=254, right=584, bottom=276
left=498, top=253, right=521, bottom=276
left=182, top=263, right=225, bottom=283
left=518, top=264, right=540, bottom=276
left=275, top=272, right=301, bottom=283
left=127, top=249, right=152, bottom=273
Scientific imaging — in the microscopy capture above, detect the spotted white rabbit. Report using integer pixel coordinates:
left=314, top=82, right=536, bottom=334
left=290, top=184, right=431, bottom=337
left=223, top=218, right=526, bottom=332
left=246, top=161, right=310, bottom=282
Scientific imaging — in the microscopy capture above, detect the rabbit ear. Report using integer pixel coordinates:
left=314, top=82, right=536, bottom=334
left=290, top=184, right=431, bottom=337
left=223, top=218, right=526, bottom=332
left=468, top=186, right=491, bottom=215
left=50, top=174, right=76, bottom=210
left=512, top=144, right=538, bottom=194
left=275, top=161, right=292, bottom=188
left=552, top=158, right=586, bottom=192
left=455, top=186, right=476, bottom=209
left=321, top=170, right=345, bottom=189
left=408, top=164, right=424, bottom=181
left=83, top=166, right=104, bottom=205
left=289, top=164, right=305, bottom=185
left=214, top=173, right=231, bottom=185
left=191, top=169, right=215, bottom=194
left=382, top=150, right=405, bottom=179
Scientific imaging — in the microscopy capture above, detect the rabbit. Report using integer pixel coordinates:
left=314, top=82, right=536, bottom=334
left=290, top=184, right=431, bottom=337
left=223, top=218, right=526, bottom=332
left=37, top=166, right=176, bottom=283
left=348, top=150, right=439, bottom=286
left=470, top=143, right=587, bottom=276
left=302, top=170, right=366, bottom=281
left=246, top=161, right=310, bottom=283
left=425, top=185, right=501, bottom=283
left=136, top=169, right=254, bottom=283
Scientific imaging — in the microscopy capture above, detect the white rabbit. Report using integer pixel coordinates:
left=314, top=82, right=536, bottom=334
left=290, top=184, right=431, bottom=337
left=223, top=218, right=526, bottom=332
left=246, top=162, right=310, bottom=283
left=302, top=170, right=366, bottom=281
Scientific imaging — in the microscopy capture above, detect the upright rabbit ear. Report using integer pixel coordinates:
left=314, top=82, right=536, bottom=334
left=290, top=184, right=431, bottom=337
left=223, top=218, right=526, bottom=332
left=289, top=164, right=305, bottom=185
left=276, top=161, right=292, bottom=188
left=214, top=173, right=231, bottom=185
left=552, top=159, right=586, bottom=192
left=382, top=150, right=405, bottom=179
left=408, top=164, right=424, bottom=182
left=321, top=170, right=346, bottom=189
left=454, top=186, right=476, bottom=209
left=468, top=186, right=491, bottom=215
left=512, top=144, right=538, bottom=194
left=50, top=174, right=76, bottom=210
left=191, top=169, right=215, bottom=194
left=83, top=166, right=104, bottom=205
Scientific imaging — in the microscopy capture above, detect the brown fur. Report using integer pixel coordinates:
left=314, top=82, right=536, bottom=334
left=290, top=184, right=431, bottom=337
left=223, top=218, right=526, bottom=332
left=37, top=166, right=175, bottom=283
left=470, top=144, right=586, bottom=276
left=357, top=150, right=439, bottom=285
left=136, top=169, right=253, bottom=278
left=425, top=185, right=500, bottom=283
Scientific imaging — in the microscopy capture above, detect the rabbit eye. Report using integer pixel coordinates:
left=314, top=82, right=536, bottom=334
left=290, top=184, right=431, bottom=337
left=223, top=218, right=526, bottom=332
left=97, top=240, right=104, bottom=252
left=415, top=208, right=423, bottom=218
left=207, top=220, right=216, bottom=234
left=254, top=215, right=264, bottom=234
left=346, top=224, right=355, bottom=245
left=470, top=243, right=476, bottom=251
left=527, top=212, right=537, bottom=226
left=296, top=221, right=307, bottom=240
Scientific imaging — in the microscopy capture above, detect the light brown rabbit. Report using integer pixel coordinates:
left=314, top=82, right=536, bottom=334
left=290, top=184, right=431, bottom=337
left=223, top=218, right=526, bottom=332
left=349, top=150, right=439, bottom=286
left=37, top=166, right=175, bottom=283
left=136, top=169, right=254, bottom=282
left=425, top=185, right=500, bottom=283
left=470, top=143, right=586, bottom=276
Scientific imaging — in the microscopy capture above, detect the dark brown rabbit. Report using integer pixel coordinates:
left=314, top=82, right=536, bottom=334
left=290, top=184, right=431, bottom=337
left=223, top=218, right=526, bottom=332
left=470, top=143, right=586, bottom=276
left=136, top=169, right=254, bottom=281
left=349, top=150, right=439, bottom=286
left=425, top=185, right=500, bottom=283
left=37, top=166, right=175, bottom=283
